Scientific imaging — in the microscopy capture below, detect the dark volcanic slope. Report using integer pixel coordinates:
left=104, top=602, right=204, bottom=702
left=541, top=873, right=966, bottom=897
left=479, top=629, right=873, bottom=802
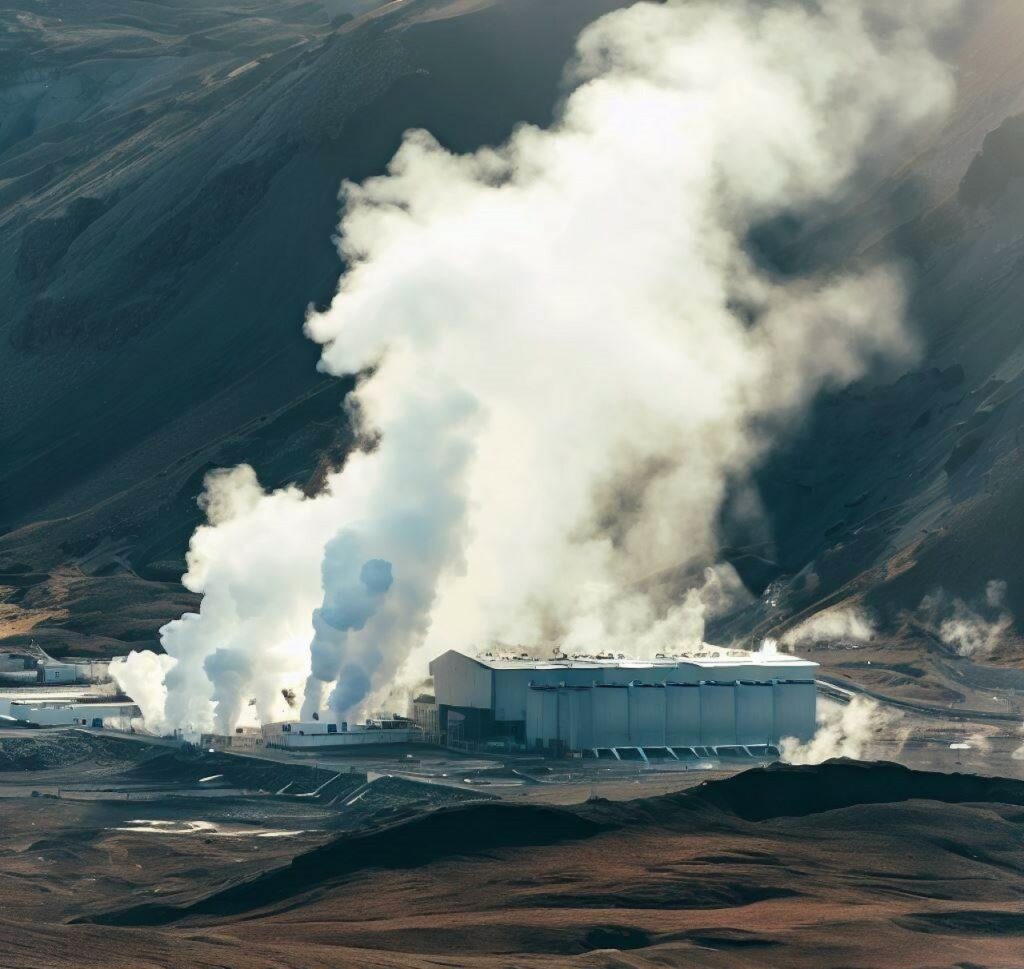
left=708, top=2, right=1024, bottom=687
left=5, top=760, right=1022, bottom=968
left=0, top=0, right=629, bottom=655
left=4, top=0, right=1024, bottom=689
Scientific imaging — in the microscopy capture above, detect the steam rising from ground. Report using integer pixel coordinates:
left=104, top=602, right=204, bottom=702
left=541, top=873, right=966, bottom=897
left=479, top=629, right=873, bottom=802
left=781, top=606, right=876, bottom=650
left=781, top=695, right=899, bottom=764
left=114, top=0, right=956, bottom=735
left=1012, top=728, right=1024, bottom=762
left=919, top=580, right=1013, bottom=659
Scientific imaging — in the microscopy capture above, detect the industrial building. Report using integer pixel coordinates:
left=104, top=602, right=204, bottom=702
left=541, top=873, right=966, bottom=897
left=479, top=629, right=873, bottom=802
left=409, top=693, right=441, bottom=744
left=0, top=687, right=140, bottom=729
left=262, top=715, right=417, bottom=749
left=203, top=726, right=265, bottom=751
left=429, top=649, right=817, bottom=756
left=0, top=650, right=110, bottom=686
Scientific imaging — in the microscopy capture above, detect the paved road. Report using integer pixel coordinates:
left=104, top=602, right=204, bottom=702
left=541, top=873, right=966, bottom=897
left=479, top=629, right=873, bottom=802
left=818, top=676, right=1021, bottom=723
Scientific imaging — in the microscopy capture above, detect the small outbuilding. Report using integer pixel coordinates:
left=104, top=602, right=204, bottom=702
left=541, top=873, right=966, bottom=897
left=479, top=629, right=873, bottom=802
left=262, top=715, right=417, bottom=749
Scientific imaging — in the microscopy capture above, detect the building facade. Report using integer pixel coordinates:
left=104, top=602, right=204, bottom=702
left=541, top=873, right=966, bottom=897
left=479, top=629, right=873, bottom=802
left=204, top=726, right=265, bottom=751
left=262, top=716, right=417, bottom=749
left=429, top=649, right=817, bottom=754
left=0, top=699, right=140, bottom=728
left=409, top=694, right=440, bottom=744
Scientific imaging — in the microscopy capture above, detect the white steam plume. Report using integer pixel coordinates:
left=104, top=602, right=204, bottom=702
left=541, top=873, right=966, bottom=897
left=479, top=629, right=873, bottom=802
left=919, top=579, right=1014, bottom=659
left=780, top=695, right=899, bottom=764
left=939, top=580, right=1013, bottom=658
left=781, top=606, right=876, bottom=650
left=962, top=727, right=993, bottom=755
left=109, top=652, right=176, bottom=735
left=1012, top=727, right=1024, bottom=762
left=115, top=0, right=956, bottom=735
left=299, top=391, right=477, bottom=720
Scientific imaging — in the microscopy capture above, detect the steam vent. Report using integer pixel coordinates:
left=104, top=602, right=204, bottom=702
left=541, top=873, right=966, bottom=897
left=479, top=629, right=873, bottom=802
left=430, top=649, right=817, bottom=757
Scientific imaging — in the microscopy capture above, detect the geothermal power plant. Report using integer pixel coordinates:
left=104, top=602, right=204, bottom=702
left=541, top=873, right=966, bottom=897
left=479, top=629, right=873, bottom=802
left=216, top=646, right=819, bottom=757
left=0, top=643, right=817, bottom=760
left=429, top=649, right=817, bottom=757
left=254, top=647, right=818, bottom=757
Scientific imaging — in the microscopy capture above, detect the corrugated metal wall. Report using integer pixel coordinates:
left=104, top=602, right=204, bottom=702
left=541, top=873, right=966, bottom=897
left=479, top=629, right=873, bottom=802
left=593, top=686, right=629, bottom=747
left=773, top=680, right=817, bottom=742
left=735, top=683, right=774, bottom=745
left=526, top=679, right=816, bottom=751
left=699, top=683, right=737, bottom=746
left=630, top=685, right=667, bottom=747
left=665, top=684, right=701, bottom=745
left=429, top=650, right=493, bottom=710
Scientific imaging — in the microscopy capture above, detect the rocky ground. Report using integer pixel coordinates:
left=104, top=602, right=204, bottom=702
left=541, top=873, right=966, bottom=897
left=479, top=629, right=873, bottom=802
left=0, top=730, right=152, bottom=771
left=1, top=755, right=1023, bottom=967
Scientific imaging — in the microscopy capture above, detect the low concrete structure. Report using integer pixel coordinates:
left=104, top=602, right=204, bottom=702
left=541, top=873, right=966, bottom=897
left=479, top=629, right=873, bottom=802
left=262, top=716, right=417, bottom=749
left=0, top=685, right=138, bottom=728
left=0, top=652, right=110, bottom=686
left=0, top=699, right=139, bottom=728
left=41, top=662, right=80, bottom=684
left=204, top=726, right=265, bottom=751
left=41, top=660, right=110, bottom=684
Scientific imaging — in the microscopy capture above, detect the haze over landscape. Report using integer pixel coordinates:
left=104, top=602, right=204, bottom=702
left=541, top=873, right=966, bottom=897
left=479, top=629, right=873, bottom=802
left=4, top=0, right=1024, bottom=719
left=4, top=1, right=1024, bottom=966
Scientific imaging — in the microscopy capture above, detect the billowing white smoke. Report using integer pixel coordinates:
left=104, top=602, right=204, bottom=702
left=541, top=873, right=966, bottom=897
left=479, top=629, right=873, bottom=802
left=780, top=695, right=899, bottom=764
left=114, top=0, right=956, bottom=735
left=781, top=606, right=876, bottom=650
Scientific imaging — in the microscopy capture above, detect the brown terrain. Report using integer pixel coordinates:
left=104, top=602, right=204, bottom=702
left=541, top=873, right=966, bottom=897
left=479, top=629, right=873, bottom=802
left=5, top=5, right=1024, bottom=967
left=0, top=746, right=1022, bottom=968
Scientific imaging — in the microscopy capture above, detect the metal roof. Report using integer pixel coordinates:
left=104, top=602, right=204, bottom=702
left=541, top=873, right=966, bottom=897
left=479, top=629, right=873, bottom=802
left=0, top=685, right=124, bottom=703
left=455, top=649, right=817, bottom=671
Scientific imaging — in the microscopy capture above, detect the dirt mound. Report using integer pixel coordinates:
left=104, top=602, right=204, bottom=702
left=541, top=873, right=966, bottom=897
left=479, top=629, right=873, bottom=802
left=84, top=759, right=1024, bottom=929
left=683, top=758, right=1024, bottom=822
left=7, top=759, right=1024, bottom=966
left=896, top=910, right=1024, bottom=935
left=82, top=799, right=612, bottom=926
left=0, top=732, right=156, bottom=772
